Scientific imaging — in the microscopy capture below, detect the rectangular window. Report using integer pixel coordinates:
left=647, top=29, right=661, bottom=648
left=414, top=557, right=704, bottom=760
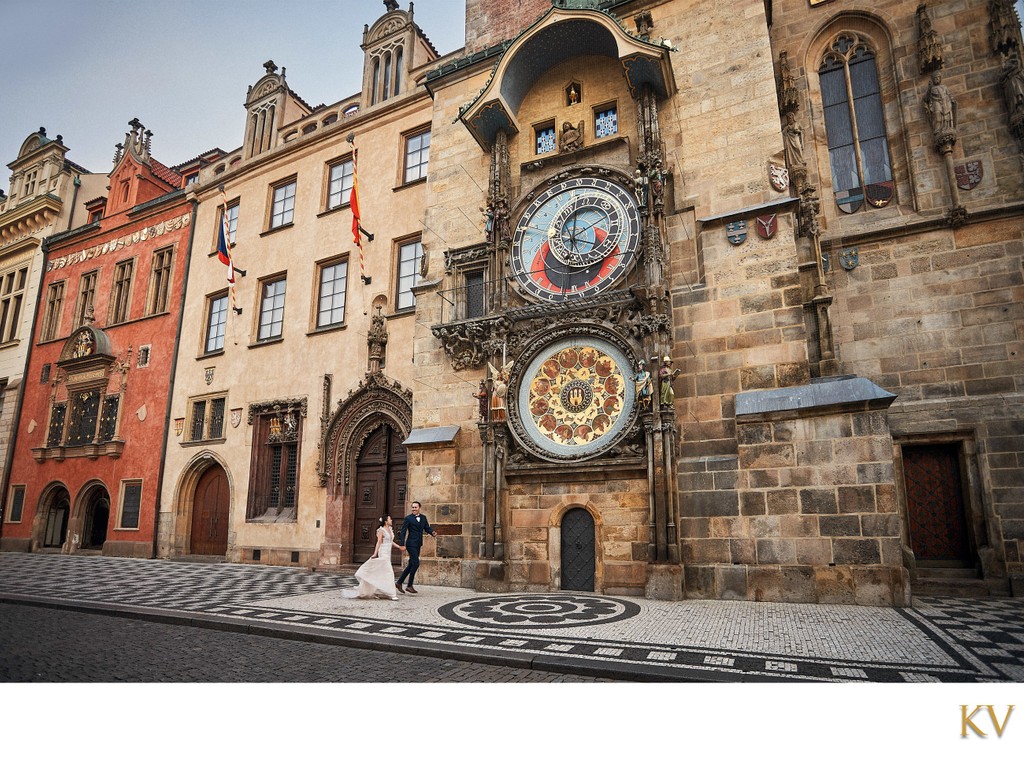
left=109, top=260, right=134, bottom=324
left=137, top=345, right=151, bottom=368
left=41, top=364, right=51, bottom=384
left=147, top=247, right=173, bottom=315
left=97, top=395, right=120, bottom=442
left=24, top=171, right=38, bottom=197
left=465, top=270, right=485, bottom=319
left=396, top=240, right=422, bottom=311
left=118, top=481, right=143, bottom=530
left=187, top=394, right=227, bottom=442
left=40, top=282, right=64, bottom=342
left=403, top=129, right=430, bottom=183
left=248, top=407, right=301, bottom=522
left=47, top=402, right=66, bottom=447
left=595, top=105, right=618, bottom=138
left=327, top=159, right=354, bottom=209
left=75, top=270, right=98, bottom=328
left=222, top=201, right=239, bottom=246
left=270, top=180, right=296, bottom=229
left=0, top=266, right=28, bottom=343
left=316, top=258, right=349, bottom=329
left=205, top=293, right=228, bottom=353
left=7, top=485, right=25, bottom=523
left=257, top=277, right=286, bottom=341
left=536, top=125, right=556, bottom=154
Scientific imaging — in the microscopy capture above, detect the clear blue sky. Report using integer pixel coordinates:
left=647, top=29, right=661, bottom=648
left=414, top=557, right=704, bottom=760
left=1, top=0, right=466, bottom=175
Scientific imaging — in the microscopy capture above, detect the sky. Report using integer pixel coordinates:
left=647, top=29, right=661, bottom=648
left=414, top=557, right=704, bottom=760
left=0, top=0, right=467, bottom=176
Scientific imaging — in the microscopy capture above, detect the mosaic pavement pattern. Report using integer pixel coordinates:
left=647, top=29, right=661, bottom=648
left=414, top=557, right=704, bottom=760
left=1, top=553, right=1021, bottom=683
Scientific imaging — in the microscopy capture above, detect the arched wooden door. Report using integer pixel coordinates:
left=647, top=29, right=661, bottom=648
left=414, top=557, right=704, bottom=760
left=352, top=425, right=407, bottom=563
left=43, top=489, right=71, bottom=548
left=191, top=464, right=229, bottom=556
left=82, top=489, right=110, bottom=550
left=561, top=508, right=595, bottom=591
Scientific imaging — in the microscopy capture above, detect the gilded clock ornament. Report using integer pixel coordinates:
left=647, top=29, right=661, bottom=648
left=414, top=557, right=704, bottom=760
left=511, top=176, right=641, bottom=302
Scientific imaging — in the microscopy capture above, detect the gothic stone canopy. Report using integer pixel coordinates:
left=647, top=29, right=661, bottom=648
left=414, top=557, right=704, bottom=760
left=459, top=7, right=676, bottom=150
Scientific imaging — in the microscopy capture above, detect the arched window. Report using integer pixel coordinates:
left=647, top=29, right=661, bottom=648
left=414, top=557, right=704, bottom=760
left=371, top=57, right=380, bottom=105
left=819, top=33, right=893, bottom=213
left=394, top=47, right=403, bottom=94
left=383, top=52, right=392, bottom=101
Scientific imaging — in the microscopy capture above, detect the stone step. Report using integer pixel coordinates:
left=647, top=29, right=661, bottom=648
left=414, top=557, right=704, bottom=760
left=912, top=578, right=991, bottom=599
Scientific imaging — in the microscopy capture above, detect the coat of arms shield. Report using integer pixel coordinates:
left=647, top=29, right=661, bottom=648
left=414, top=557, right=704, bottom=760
left=954, top=160, right=983, bottom=191
left=755, top=214, right=778, bottom=239
left=768, top=162, right=789, bottom=192
left=726, top=220, right=747, bottom=245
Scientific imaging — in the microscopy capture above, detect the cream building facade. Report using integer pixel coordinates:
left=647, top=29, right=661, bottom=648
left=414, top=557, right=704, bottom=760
left=0, top=130, right=103, bottom=520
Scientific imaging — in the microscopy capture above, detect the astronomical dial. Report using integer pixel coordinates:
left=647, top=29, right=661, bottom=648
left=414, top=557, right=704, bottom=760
left=511, top=177, right=641, bottom=302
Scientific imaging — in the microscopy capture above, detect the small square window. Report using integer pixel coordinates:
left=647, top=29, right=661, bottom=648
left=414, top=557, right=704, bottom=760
left=595, top=106, right=618, bottom=138
left=269, top=180, right=296, bottom=229
left=327, top=160, right=354, bottom=210
left=316, top=258, right=349, bottom=329
left=536, top=125, right=556, bottom=154
left=396, top=240, right=422, bottom=311
left=137, top=345, right=151, bottom=368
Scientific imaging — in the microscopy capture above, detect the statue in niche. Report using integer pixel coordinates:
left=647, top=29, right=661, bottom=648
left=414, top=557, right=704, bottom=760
left=924, top=71, right=957, bottom=141
left=649, top=160, right=665, bottom=210
left=782, top=112, right=806, bottom=169
left=559, top=121, right=584, bottom=153
left=1002, top=56, right=1024, bottom=120
left=633, top=361, right=653, bottom=409
left=488, top=361, right=512, bottom=422
left=567, top=84, right=580, bottom=105
left=473, top=379, right=491, bottom=422
left=659, top=356, right=681, bottom=407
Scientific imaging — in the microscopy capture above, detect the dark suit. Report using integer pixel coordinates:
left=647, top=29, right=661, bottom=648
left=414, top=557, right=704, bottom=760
left=397, top=512, right=434, bottom=587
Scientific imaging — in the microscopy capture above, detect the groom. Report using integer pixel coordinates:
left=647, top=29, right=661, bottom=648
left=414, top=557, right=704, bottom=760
left=396, top=501, right=436, bottom=594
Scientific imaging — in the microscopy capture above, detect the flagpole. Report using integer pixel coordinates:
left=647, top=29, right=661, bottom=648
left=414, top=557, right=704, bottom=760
left=347, top=134, right=373, bottom=285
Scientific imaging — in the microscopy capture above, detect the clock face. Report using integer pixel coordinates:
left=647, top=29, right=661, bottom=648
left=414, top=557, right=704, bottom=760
left=511, top=336, right=636, bottom=461
left=511, top=177, right=641, bottom=301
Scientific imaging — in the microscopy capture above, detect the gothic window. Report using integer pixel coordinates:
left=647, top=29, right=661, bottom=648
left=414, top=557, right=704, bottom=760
left=403, top=128, right=430, bottom=183
left=0, top=265, right=28, bottom=343
left=109, top=259, right=134, bottom=325
left=146, top=247, right=173, bottom=315
left=594, top=105, right=618, bottom=138
left=396, top=239, right=422, bottom=311
left=269, top=178, right=296, bottom=229
left=205, top=292, right=228, bottom=354
left=383, top=52, right=392, bottom=101
left=75, top=270, right=98, bottom=328
left=372, top=57, right=381, bottom=105
left=316, top=256, right=349, bottom=329
left=257, top=276, right=286, bottom=341
left=394, top=47, right=403, bottom=94
left=247, top=406, right=302, bottom=522
left=818, top=33, right=893, bottom=213
left=41, top=282, right=64, bottom=342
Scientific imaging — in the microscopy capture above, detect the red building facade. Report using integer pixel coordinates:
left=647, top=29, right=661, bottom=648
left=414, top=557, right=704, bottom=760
left=1, top=120, right=192, bottom=557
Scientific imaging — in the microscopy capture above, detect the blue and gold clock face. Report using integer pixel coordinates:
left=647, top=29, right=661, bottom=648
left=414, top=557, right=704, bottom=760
left=511, top=177, right=641, bottom=301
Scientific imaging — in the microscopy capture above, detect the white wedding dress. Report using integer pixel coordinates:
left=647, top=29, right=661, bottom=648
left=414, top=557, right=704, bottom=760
left=343, top=527, right=398, bottom=599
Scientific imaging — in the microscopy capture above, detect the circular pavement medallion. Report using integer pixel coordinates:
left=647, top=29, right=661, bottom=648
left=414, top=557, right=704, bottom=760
left=438, top=594, right=641, bottom=629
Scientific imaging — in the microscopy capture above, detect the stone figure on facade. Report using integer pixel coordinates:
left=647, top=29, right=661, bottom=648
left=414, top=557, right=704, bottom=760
left=634, top=361, right=653, bottom=409
left=649, top=160, right=665, bottom=212
left=473, top=379, right=491, bottom=421
left=782, top=111, right=806, bottom=169
left=658, top=356, right=680, bottom=407
left=924, top=71, right=957, bottom=146
left=559, top=121, right=584, bottom=152
left=488, top=361, right=512, bottom=422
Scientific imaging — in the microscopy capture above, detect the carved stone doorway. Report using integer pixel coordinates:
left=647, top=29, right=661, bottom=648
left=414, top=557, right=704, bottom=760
left=81, top=487, right=110, bottom=550
left=42, top=488, right=71, bottom=549
left=352, top=425, right=407, bottom=563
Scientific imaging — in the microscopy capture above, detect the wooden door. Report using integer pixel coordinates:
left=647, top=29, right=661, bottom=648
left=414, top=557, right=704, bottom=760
left=903, top=444, right=972, bottom=565
left=561, top=508, right=595, bottom=591
left=191, top=464, right=229, bottom=556
left=353, top=425, right=407, bottom=563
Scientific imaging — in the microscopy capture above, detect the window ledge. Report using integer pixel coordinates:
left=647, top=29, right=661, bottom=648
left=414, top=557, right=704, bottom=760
left=32, top=440, right=125, bottom=462
left=246, top=508, right=298, bottom=524
left=387, top=308, right=416, bottom=320
left=179, top=437, right=227, bottom=448
left=260, top=222, right=294, bottom=238
left=307, top=323, right=348, bottom=337
left=198, top=349, right=225, bottom=360
left=393, top=177, right=427, bottom=192
left=248, top=336, right=284, bottom=349
left=316, top=203, right=350, bottom=219
left=0, top=338, right=20, bottom=350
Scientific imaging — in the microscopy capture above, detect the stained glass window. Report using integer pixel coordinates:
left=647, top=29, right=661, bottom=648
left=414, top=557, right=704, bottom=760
left=595, top=107, right=618, bottom=138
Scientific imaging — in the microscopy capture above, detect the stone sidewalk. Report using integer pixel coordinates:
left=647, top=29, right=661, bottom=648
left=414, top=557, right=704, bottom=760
left=0, top=552, right=1021, bottom=682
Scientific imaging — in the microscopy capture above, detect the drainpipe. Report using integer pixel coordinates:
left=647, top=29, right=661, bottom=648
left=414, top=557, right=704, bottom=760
left=0, top=236, right=51, bottom=540
left=151, top=197, right=198, bottom=558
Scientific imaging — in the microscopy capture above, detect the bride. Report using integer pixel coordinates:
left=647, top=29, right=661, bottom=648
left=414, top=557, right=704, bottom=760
left=343, top=515, right=405, bottom=600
